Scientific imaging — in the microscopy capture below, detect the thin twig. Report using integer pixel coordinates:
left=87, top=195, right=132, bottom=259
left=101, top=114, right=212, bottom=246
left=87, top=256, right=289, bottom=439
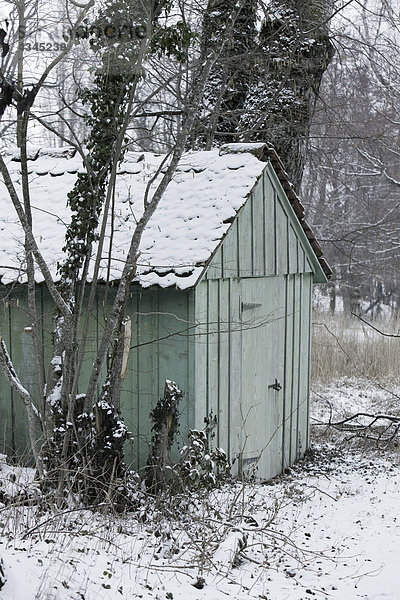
left=351, top=312, right=400, bottom=338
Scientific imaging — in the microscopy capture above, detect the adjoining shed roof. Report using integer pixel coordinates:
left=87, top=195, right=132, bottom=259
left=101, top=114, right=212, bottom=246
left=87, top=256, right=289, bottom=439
left=0, top=143, right=330, bottom=288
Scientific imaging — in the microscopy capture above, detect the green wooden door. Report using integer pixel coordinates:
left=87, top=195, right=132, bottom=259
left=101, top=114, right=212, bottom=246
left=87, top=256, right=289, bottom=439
left=239, top=277, right=286, bottom=480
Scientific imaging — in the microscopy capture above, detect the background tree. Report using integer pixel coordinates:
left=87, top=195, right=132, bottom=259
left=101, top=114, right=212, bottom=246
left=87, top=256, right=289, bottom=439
left=303, top=0, right=400, bottom=315
left=190, top=0, right=335, bottom=191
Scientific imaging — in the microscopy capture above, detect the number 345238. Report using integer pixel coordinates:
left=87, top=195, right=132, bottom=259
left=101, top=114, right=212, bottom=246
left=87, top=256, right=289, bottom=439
left=24, top=42, right=67, bottom=52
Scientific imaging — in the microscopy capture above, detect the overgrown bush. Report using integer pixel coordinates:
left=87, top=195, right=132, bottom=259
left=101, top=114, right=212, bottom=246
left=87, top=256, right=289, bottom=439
left=175, top=428, right=231, bottom=490
left=146, top=382, right=230, bottom=493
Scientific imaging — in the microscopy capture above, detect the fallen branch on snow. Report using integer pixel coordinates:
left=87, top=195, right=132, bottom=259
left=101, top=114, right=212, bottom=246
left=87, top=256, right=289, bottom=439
left=312, top=412, right=400, bottom=445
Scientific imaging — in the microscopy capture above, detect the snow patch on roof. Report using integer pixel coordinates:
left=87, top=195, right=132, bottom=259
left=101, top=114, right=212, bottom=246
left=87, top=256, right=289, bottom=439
left=0, top=147, right=265, bottom=289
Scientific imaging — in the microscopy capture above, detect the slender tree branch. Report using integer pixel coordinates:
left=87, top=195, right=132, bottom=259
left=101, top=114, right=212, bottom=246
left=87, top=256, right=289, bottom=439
left=351, top=312, right=400, bottom=337
left=0, top=156, right=71, bottom=319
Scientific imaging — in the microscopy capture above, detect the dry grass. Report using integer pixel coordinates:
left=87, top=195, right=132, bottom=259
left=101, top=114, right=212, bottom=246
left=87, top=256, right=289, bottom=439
left=311, top=311, right=400, bottom=383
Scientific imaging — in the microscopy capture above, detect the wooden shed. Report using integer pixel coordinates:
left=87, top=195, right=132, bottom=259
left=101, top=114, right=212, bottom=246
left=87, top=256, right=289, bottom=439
left=0, top=142, right=330, bottom=479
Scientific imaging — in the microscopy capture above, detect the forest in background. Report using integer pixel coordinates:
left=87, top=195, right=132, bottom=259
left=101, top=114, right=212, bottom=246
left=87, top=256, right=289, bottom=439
left=303, top=0, right=400, bottom=317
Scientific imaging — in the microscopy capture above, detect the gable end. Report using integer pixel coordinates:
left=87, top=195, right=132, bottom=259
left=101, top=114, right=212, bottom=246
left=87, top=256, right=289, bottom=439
left=202, top=161, right=328, bottom=283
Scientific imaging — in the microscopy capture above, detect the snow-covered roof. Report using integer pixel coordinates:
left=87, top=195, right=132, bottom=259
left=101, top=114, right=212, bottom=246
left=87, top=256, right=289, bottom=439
left=0, top=144, right=269, bottom=289
left=0, top=142, right=331, bottom=289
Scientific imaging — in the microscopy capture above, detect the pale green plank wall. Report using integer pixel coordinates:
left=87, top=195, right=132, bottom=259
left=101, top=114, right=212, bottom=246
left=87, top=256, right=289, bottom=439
left=0, top=285, right=194, bottom=469
left=195, top=165, right=316, bottom=479
left=0, top=286, right=33, bottom=458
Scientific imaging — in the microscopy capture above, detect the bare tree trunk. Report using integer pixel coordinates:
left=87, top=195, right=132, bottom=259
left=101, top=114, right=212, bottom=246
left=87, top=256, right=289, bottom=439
left=241, top=0, right=335, bottom=190
left=190, top=0, right=258, bottom=148
left=146, top=380, right=182, bottom=493
left=195, top=0, right=335, bottom=191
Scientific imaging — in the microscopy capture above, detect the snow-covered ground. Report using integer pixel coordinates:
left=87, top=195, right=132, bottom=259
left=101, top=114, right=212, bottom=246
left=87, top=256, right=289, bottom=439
left=1, top=380, right=399, bottom=600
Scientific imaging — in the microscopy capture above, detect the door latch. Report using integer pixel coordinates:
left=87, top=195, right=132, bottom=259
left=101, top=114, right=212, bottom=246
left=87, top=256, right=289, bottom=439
left=269, top=379, right=282, bottom=391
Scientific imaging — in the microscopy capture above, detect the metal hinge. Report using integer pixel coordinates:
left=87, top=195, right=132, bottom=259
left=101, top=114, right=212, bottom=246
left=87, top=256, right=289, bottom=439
left=241, top=302, right=262, bottom=312
left=269, top=379, right=282, bottom=391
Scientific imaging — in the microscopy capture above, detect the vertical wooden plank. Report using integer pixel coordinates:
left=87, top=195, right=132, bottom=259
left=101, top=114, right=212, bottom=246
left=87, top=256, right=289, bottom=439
left=306, top=274, right=313, bottom=450
left=290, top=275, right=301, bottom=459
left=288, top=225, right=298, bottom=274
left=0, top=295, right=13, bottom=455
left=297, top=274, right=312, bottom=457
left=296, top=275, right=303, bottom=459
left=252, top=184, right=266, bottom=276
left=7, top=289, right=34, bottom=457
left=238, top=199, right=253, bottom=277
left=269, top=276, right=286, bottom=478
left=206, top=281, right=210, bottom=419
left=262, top=277, right=275, bottom=479
left=273, top=191, right=278, bottom=275
left=222, top=219, right=239, bottom=278
left=228, top=278, right=241, bottom=472
left=187, top=290, right=196, bottom=433
left=207, top=246, right=223, bottom=280
left=207, top=280, right=219, bottom=434
left=250, top=194, right=255, bottom=275
left=77, top=285, right=102, bottom=396
left=276, top=197, right=289, bottom=275
left=282, top=275, right=293, bottom=471
left=8, top=299, right=17, bottom=457
left=263, top=173, right=275, bottom=275
left=298, top=242, right=306, bottom=273
left=217, top=279, right=230, bottom=454
left=41, top=288, right=54, bottom=395
left=130, top=289, right=141, bottom=470
left=194, top=281, right=208, bottom=430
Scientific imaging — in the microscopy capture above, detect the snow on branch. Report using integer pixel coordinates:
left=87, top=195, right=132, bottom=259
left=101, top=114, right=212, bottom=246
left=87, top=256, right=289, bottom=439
left=0, top=336, right=41, bottom=419
left=356, top=148, right=400, bottom=187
